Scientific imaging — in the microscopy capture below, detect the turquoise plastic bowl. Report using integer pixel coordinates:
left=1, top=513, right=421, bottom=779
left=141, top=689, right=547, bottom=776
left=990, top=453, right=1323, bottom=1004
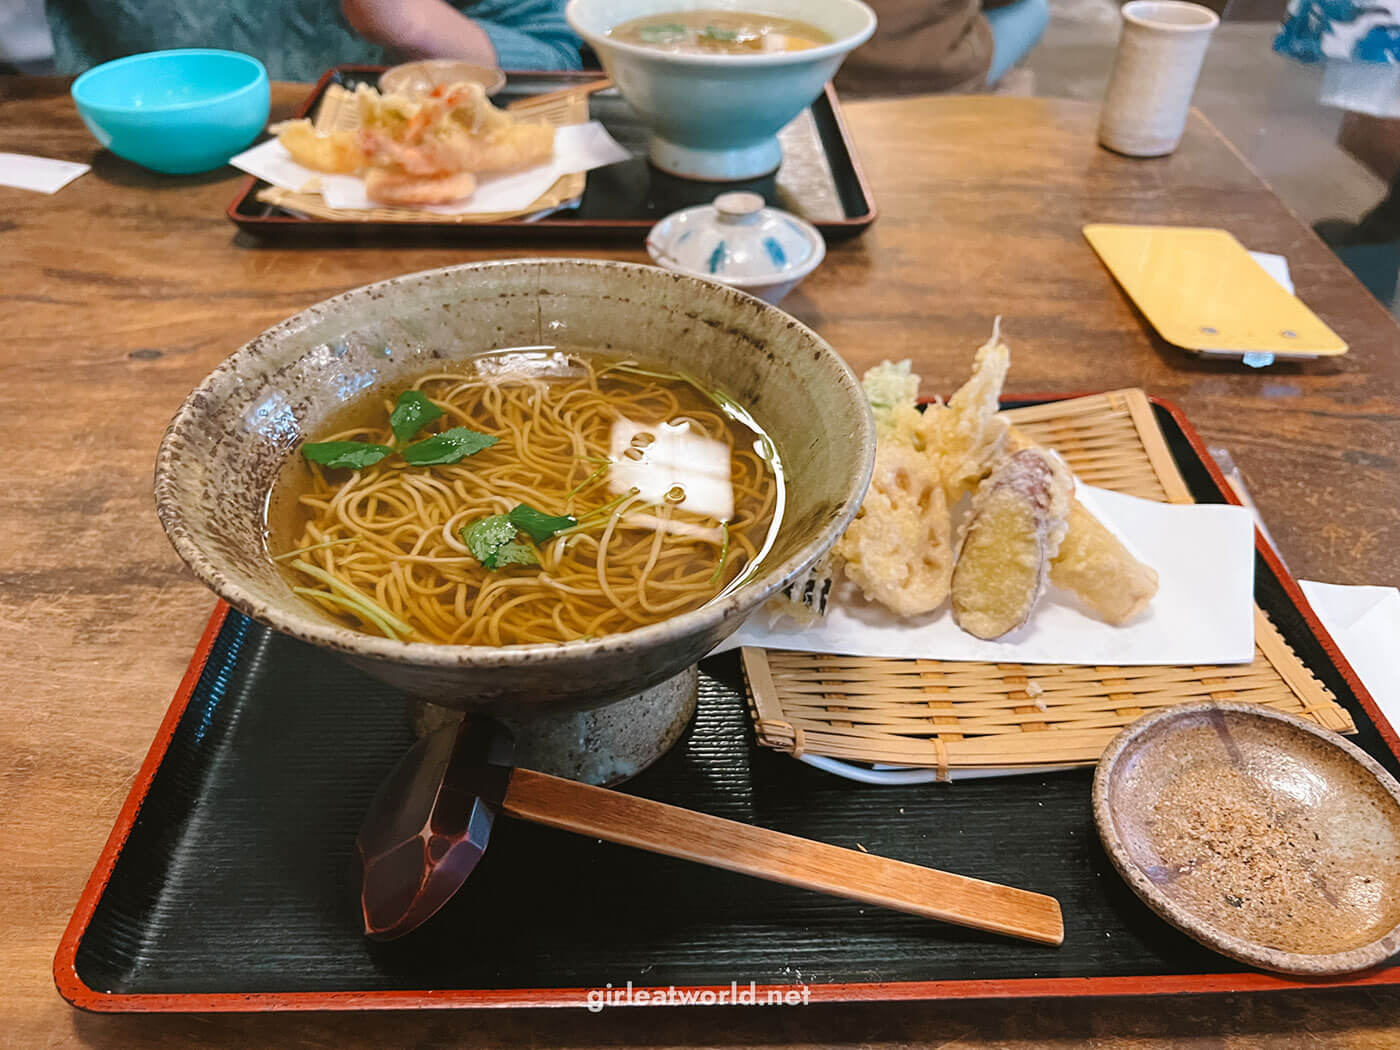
left=71, top=49, right=269, bottom=175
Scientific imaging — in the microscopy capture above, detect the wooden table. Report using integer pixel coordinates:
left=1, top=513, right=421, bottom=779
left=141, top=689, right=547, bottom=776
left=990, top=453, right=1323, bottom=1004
left=3, top=78, right=1398, bottom=1049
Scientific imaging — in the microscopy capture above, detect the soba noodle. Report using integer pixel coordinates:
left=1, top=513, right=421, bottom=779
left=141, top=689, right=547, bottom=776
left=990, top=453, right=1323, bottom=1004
left=269, top=350, right=782, bottom=646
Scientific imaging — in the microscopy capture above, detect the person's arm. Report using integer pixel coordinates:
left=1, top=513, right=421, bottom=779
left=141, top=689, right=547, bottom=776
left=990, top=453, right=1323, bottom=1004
left=342, top=0, right=583, bottom=70
left=343, top=0, right=497, bottom=65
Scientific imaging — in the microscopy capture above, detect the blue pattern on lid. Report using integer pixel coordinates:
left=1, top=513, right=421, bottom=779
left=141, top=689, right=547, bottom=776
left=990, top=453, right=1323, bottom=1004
left=707, top=242, right=727, bottom=274
left=646, top=198, right=823, bottom=297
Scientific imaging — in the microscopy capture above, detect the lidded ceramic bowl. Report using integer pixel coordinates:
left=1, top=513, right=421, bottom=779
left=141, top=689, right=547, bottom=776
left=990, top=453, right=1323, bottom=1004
left=647, top=192, right=826, bottom=303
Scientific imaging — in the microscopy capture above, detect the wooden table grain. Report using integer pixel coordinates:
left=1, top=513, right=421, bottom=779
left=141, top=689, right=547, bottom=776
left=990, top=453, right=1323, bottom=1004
left=2, top=78, right=1398, bottom=1049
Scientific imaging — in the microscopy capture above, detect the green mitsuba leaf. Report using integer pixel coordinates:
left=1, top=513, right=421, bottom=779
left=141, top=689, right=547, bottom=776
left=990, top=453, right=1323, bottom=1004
left=640, top=22, right=686, bottom=42
left=402, top=427, right=498, bottom=466
left=389, top=390, right=444, bottom=445
left=700, top=24, right=739, bottom=40
left=462, top=514, right=540, bottom=571
left=301, top=440, right=393, bottom=470
left=493, top=541, right=541, bottom=568
left=508, top=503, right=577, bottom=543
left=463, top=514, right=515, bottom=562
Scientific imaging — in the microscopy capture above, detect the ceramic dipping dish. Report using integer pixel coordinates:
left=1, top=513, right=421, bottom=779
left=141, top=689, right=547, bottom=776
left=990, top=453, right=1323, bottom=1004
left=1094, top=701, right=1400, bottom=975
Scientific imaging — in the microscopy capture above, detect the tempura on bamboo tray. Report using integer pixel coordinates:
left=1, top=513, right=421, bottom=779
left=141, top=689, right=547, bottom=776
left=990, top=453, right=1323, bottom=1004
left=763, top=323, right=1164, bottom=644
left=272, top=81, right=554, bottom=206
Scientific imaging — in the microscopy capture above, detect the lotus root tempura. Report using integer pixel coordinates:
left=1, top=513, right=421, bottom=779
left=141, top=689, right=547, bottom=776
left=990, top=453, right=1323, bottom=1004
left=266, top=350, right=783, bottom=645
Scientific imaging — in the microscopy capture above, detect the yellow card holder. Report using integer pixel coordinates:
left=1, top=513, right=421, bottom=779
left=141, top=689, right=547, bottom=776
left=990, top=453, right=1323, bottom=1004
left=1083, top=224, right=1347, bottom=359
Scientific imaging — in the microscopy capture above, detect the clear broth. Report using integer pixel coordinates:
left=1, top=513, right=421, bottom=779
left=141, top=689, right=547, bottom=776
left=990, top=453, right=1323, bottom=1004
left=608, top=10, right=832, bottom=54
left=266, top=349, right=784, bottom=646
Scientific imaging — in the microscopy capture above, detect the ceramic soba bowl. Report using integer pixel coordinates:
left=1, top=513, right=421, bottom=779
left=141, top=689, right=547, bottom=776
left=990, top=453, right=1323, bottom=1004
left=566, top=0, right=876, bottom=180
left=156, top=259, right=873, bottom=783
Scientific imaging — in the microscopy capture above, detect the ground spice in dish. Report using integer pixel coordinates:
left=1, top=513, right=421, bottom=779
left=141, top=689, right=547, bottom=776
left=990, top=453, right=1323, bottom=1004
left=1145, top=748, right=1400, bottom=955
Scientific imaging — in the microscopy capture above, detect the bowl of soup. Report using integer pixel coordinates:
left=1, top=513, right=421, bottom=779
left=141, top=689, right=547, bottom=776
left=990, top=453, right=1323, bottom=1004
left=155, top=259, right=874, bottom=781
left=566, top=0, right=876, bottom=180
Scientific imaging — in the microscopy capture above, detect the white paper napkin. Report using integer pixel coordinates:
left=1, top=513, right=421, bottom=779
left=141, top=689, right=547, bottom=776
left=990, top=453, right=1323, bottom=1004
left=1299, top=580, right=1400, bottom=732
left=229, top=122, right=630, bottom=214
left=717, top=484, right=1258, bottom=666
left=0, top=152, right=90, bottom=194
left=1249, top=251, right=1293, bottom=294
left=227, top=138, right=323, bottom=193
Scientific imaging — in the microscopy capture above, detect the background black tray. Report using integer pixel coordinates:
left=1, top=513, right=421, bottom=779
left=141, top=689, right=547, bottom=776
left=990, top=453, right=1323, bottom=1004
left=228, top=68, right=877, bottom=242
left=58, top=401, right=1400, bottom=1010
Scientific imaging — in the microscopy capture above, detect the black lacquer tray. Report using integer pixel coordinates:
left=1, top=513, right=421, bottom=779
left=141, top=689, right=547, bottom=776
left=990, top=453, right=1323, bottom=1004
left=227, top=68, right=877, bottom=242
left=56, top=399, right=1400, bottom=1011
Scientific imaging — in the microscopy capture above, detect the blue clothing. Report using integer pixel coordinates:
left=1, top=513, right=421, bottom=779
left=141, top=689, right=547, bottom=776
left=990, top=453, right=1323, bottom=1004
left=984, top=0, right=1049, bottom=84
left=47, top=0, right=582, bottom=80
left=470, top=0, right=582, bottom=71
left=1274, top=0, right=1400, bottom=64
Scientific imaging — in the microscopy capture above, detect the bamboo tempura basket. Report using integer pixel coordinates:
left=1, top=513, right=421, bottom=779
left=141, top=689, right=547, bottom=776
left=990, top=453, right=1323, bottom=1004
left=741, top=389, right=1352, bottom=778
left=256, top=83, right=590, bottom=224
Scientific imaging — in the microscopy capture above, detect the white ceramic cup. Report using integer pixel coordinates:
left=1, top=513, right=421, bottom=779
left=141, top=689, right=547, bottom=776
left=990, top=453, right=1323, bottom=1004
left=1097, top=0, right=1220, bottom=158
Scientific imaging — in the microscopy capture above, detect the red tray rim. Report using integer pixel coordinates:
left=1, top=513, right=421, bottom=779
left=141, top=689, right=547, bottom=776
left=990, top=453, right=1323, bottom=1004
left=54, top=393, right=1400, bottom=1012
left=225, top=66, right=879, bottom=235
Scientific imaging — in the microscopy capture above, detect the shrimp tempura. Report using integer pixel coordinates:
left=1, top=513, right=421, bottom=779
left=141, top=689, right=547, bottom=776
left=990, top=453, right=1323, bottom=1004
left=922, top=322, right=1011, bottom=501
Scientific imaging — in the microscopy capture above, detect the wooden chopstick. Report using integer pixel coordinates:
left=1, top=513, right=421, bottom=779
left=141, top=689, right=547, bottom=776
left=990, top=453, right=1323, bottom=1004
left=510, top=78, right=615, bottom=113
left=505, top=768, right=1065, bottom=946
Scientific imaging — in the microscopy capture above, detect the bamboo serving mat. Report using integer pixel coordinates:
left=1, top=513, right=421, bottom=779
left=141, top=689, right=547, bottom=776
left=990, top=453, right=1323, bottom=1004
left=742, top=389, right=1352, bottom=776
left=256, top=83, right=588, bottom=224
